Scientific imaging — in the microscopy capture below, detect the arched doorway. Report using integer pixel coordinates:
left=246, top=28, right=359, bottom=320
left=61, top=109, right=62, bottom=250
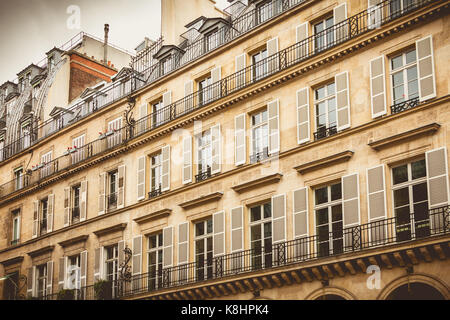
left=314, top=294, right=346, bottom=300
left=386, top=282, right=445, bottom=300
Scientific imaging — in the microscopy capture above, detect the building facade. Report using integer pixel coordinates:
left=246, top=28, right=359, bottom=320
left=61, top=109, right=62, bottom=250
left=0, top=0, right=449, bottom=300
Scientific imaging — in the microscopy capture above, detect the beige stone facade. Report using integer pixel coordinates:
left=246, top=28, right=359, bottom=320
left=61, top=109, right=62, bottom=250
left=0, top=0, right=449, bottom=300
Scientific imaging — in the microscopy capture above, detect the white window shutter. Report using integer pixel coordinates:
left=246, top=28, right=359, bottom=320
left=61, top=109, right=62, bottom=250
left=163, top=226, right=174, bottom=268
left=98, top=172, right=106, bottom=215
left=231, top=207, right=244, bottom=252
left=342, top=173, right=360, bottom=228
left=131, top=235, right=142, bottom=291
left=268, top=99, right=280, bottom=154
left=183, top=136, right=192, bottom=184
left=161, top=145, right=171, bottom=192
left=295, top=22, right=309, bottom=60
left=138, top=103, right=148, bottom=133
left=335, top=71, right=351, bottom=131
left=297, top=87, right=310, bottom=144
left=416, top=35, right=436, bottom=102
left=64, top=187, right=70, bottom=227
left=235, top=113, right=246, bottom=166
left=213, top=211, right=225, bottom=257
left=293, top=187, right=308, bottom=238
left=184, top=80, right=194, bottom=112
left=426, top=147, right=449, bottom=209
left=235, top=54, right=246, bottom=89
left=368, top=0, right=383, bottom=29
left=211, top=66, right=222, bottom=100
left=80, top=180, right=87, bottom=222
left=94, top=247, right=103, bottom=282
left=178, top=222, right=189, bottom=265
left=137, top=156, right=146, bottom=200
left=334, top=3, right=348, bottom=42
left=267, top=37, right=279, bottom=73
left=366, top=165, right=387, bottom=221
left=47, top=194, right=54, bottom=233
left=46, top=261, right=53, bottom=296
left=32, top=201, right=39, bottom=238
left=27, top=266, right=36, bottom=297
left=370, top=56, right=387, bottom=118
left=58, top=257, right=67, bottom=290
left=162, top=91, right=172, bottom=123
left=211, top=124, right=221, bottom=174
left=80, top=251, right=87, bottom=288
left=272, top=194, right=286, bottom=244
left=117, top=165, right=126, bottom=209
left=118, top=240, right=125, bottom=268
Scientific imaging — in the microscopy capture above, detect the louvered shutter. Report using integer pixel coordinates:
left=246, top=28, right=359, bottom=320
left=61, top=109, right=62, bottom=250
left=32, top=201, right=39, bottom=238
left=334, top=3, right=348, bottom=43
left=335, top=71, right=350, bottom=131
left=183, top=136, right=192, bottom=184
left=46, top=261, right=53, bottom=296
left=80, top=251, right=87, bottom=288
left=426, top=147, right=449, bottom=208
left=416, top=36, right=436, bottom=102
left=58, top=257, right=67, bottom=290
left=80, top=180, right=87, bottom=221
left=267, top=37, right=279, bottom=73
left=342, top=173, right=360, bottom=251
left=132, top=235, right=142, bottom=291
left=366, top=165, right=387, bottom=244
left=184, top=80, right=194, bottom=112
left=117, top=165, right=126, bottom=209
left=94, top=247, right=104, bottom=282
left=293, top=187, right=309, bottom=259
left=161, top=145, right=170, bottom=191
left=235, top=54, right=246, bottom=89
left=272, top=194, right=286, bottom=244
left=163, top=226, right=174, bottom=268
left=370, top=56, right=387, bottom=118
left=231, top=206, right=244, bottom=270
left=118, top=240, right=125, bottom=269
left=297, top=87, right=310, bottom=144
left=211, top=124, right=221, bottom=174
left=213, top=211, right=225, bottom=257
left=64, top=187, right=70, bottom=227
left=268, top=99, right=280, bottom=154
left=295, top=22, right=308, bottom=60
left=138, top=103, right=148, bottom=133
left=47, top=194, right=54, bottom=233
left=235, top=113, right=246, bottom=166
left=211, top=66, right=222, bottom=100
left=27, top=266, right=35, bottom=297
left=178, top=222, right=189, bottom=264
left=368, top=0, right=382, bottom=29
left=98, top=172, right=106, bottom=215
left=137, top=156, right=146, bottom=200
left=162, top=91, right=172, bottom=123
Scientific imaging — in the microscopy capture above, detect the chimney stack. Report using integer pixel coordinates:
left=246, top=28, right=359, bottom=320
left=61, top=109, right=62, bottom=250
left=104, top=24, right=109, bottom=66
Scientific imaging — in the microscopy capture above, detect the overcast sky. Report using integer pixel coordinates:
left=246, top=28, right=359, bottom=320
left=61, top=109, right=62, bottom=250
left=0, top=0, right=229, bottom=84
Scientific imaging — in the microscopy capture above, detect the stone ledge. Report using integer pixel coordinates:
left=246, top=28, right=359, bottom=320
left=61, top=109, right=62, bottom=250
left=294, top=151, right=354, bottom=174
left=58, top=235, right=89, bottom=248
left=28, top=245, right=55, bottom=258
left=232, top=173, right=283, bottom=193
left=134, top=209, right=172, bottom=224
left=179, top=192, right=223, bottom=210
left=93, top=223, right=127, bottom=237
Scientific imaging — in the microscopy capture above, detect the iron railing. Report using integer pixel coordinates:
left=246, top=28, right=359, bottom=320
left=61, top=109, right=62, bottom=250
left=148, top=185, right=162, bottom=199
left=0, top=0, right=435, bottom=200
left=314, top=125, right=338, bottom=141
left=390, top=97, right=420, bottom=114
left=250, top=147, right=269, bottom=164
left=107, top=192, right=118, bottom=210
left=195, top=167, right=212, bottom=183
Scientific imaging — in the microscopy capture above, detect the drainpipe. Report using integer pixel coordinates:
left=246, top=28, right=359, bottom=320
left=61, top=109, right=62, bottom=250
left=104, top=24, right=109, bottom=66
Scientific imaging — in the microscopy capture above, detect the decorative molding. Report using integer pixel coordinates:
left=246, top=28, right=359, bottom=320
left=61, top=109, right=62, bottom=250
left=28, top=245, right=55, bottom=258
left=134, top=209, right=172, bottom=224
left=179, top=192, right=223, bottom=209
left=232, top=173, right=283, bottom=193
left=368, top=123, right=440, bottom=151
left=93, top=223, right=127, bottom=237
left=58, top=234, right=89, bottom=248
left=294, top=151, right=354, bottom=174
left=0, top=256, right=24, bottom=266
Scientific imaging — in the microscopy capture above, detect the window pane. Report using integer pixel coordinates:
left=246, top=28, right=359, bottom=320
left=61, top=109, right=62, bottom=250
left=315, top=187, right=328, bottom=205
left=393, top=165, right=408, bottom=184
left=391, top=55, right=403, bottom=70
left=315, top=208, right=329, bottom=225
left=392, top=72, right=404, bottom=87
left=408, top=80, right=418, bottom=99
left=393, top=85, right=405, bottom=102
left=412, top=182, right=428, bottom=203
left=196, top=222, right=204, bottom=236
left=251, top=206, right=261, bottom=222
left=406, top=66, right=417, bottom=81
left=327, top=83, right=335, bottom=95
left=316, top=101, right=326, bottom=116
left=331, top=183, right=342, bottom=201
left=411, top=159, right=426, bottom=180
left=263, top=203, right=271, bottom=218
left=405, top=49, right=416, bottom=64
left=251, top=225, right=261, bottom=242
left=394, top=187, right=409, bottom=207
left=315, top=87, right=325, bottom=100
left=263, top=222, right=271, bottom=238
left=331, top=204, right=343, bottom=222
left=196, top=239, right=204, bottom=254
left=328, top=98, right=336, bottom=111
left=207, top=219, right=213, bottom=234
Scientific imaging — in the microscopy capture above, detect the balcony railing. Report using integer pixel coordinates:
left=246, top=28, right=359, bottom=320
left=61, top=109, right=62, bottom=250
left=390, top=97, right=420, bottom=114
left=148, top=185, right=162, bottom=199
left=314, top=125, right=338, bottom=141
left=107, top=192, right=118, bottom=210
left=0, top=0, right=434, bottom=201
left=250, top=147, right=269, bottom=164
left=195, top=167, right=212, bottom=183
left=72, top=207, right=80, bottom=224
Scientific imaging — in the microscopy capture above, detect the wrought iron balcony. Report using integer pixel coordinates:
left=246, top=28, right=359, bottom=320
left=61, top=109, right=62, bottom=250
left=250, top=147, right=269, bottom=164
left=72, top=207, right=80, bottom=223
left=10, top=239, right=20, bottom=246
left=148, top=185, right=162, bottom=199
left=107, top=192, right=118, bottom=209
left=195, top=167, right=212, bottom=183
left=390, top=97, right=420, bottom=115
left=314, top=125, right=338, bottom=141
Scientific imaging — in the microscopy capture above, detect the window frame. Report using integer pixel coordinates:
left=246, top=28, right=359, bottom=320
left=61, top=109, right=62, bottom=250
left=194, top=218, right=213, bottom=280
left=313, top=82, right=337, bottom=134
left=11, top=208, right=21, bottom=244
left=147, top=232, right=163, bottom=290
left=250, top=108, right=269, bottom=156
left=389, top=48, right=418, bottom=105
left=313, top=15, right=334, bottom=53
left=251, top=48, right=268, bottom=81
left=196, top=129, right=212, bottom=174
left=248, top=202, right=273, bottom=270
left=150, top=152, right=163, bottom=191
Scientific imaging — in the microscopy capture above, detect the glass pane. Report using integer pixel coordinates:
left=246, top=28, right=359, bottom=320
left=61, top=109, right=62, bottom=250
left=411, top=159, right=426, bottom=180
left=207, top=237, right=213, bottom=251
left=394, top=187, right=409, bottom=207
left=392, top=165, right=408, bottom=184
left=251, top=225, right=262, bottom=242
left=393, top=85, right=405, bottom=103
left=264, top=222, right=272, bottom=238
left=317, top=225, right=329, bottom=242
left=328, top=98, right=336, bottom=111
left=251, top=206, right=261, bottom=222
left=261, top=110, right=268, bottom=122
left=405, top=49, right=416, bottom=64
left=327, top=83, right=335, bottom=95
left=315, top=87, right=325, bottom=100
left=412, top=183, right=427, bottom=203
left=331, top=183, right=342, bottom=201
left=207, top=219, right=213, bottom=234
left=196, top=239, right=204, bottom=254
left=406, top=66, right=417, bottom=81
left=408, top=80, right=418, bottom=99
left=196, top=222, right=204, bottom=236
left=331, top=204, right=342, bottom=222
left=391, top=55, right=403, bottom=70
left=315, top=208, right=329, bottom=226
left=314, top=21, right=324, bottom=34
left=392, top=72, right=404, bottom=87
left=315, top=187, right=328, bottom=205
left=263, top=203, right=271, bottom=218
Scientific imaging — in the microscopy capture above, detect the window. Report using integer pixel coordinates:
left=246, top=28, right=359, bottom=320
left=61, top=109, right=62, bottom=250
left=250, top=202, right=272, bottom=270
left=205, top=29, right=222, bottom=52
left=314, top=16, right=334, bottom=53
left=152, top=100, right=165, bottom=127
left=256, top=1, right=271, bottom=24
left=67, top=255, right=81, bottom=290
left=390, top=0, right=416, bottom=18
left=14, top=167, right=24, bottom=190
left=72, top=185, right=81, bottom=224
left=314, top=82, right=337, bottom=139
left=198, top=76, right=212, bottom=106
left=195, top=218, right=213, bottom=280
left=314, top=182, right=343, bottom=257
left=104, top=245, right=119, bottom=297
left=25, top=73, right=31, bottom=87
left=252, top=49, right=268, bottom=81
left=48, top=56, right=55, bottom=73
left=160, top=57, right=172, bottom=76
left=18, top=77, right=24, bottom=93
left=21, top=122, right=31, bottom=149
left=107, top=118, right=122, bottom=148
left=147, top=232, right=163, bottom=290
left=11, top=209, right=20, bottom=246
left=251, top=109, right=268, bottom=159
left=150, top=153, right=162, bottom=192
left=390, top=48, right=418, bottom=105
left=0, top=138, right=4, bottom=161
left=108, top=170, right=118, bottom=209
left=40, top=198, right=48, bottom=235
left=36, top=264, right=47, bottom=298
left=392, top=159, right=429, bottom=241
left=197, top=129, right=212, bottom=175
left=71, top=134, right=85, bottom=164
left=2, top=271, right=19, bottom=300
left=40, top=151, right=53, bottom=178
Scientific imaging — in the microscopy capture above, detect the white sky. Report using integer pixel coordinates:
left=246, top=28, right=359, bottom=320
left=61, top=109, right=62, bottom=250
left=0, top=0, right=230, bottom=84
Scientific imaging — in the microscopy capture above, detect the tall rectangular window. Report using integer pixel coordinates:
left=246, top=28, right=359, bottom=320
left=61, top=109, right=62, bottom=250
left=198, top=76, right=212, bottom=106
left=195, top=218, right=213, bottom=281
left=72, top=185, right=81, bottom=224
left=252, top=49, right=268, bottom=81
left=197, top=129, right=212, bottom=175
left=21, top=123, right=31, bottom=149
left=150, top=153, right=162, bottom=192
left=251, top=110, right=268, bottom=158
left=107, top=118, right=122, bottom=148
left=104, top=245, right=119, bottom=297
left=152, top=100, right=165, bottom=127
left=392, top=159, right=429, bottom=241
left=314, top=16, right=334, bottom=53
left=11, top=209, right=20, bottom=246
left=71, top=134, right=85, bottom=164
left=108, top=170, right=118, bottom=209
left=40, top=151, right=53, bottom=179
left=67, top=255, right=81, bottom=290
left=147, top=232, right=163, bottom=290
left=250, top=202, right=272, bottom=270
left=314, top=82, right=337, bottom=139
left=390, top=48, right=418, bottom=105
left=36, top=264, right=47, bottom=298
left=314, top=182, right=343, bottom=257
left=14, top=167, right=23, bottom=190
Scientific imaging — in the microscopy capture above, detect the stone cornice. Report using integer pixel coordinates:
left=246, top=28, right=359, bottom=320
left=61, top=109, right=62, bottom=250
left=28, top=245, right=55, bottom=258
left=0, top=255, right=24, bottom=266
left=294, top=151, right=354, bottom=174
left=134, top=209, right=172, bottom=224
left=93, top=223, right=127, bottom=237
left=179, top=192, right=223, bottom=210
left=232, top=173, right=283, bottom=193
left=57, top=234, right=89, bottom=248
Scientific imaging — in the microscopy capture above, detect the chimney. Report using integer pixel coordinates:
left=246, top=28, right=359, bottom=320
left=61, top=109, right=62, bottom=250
left=104, top=24, right=109, bottom=66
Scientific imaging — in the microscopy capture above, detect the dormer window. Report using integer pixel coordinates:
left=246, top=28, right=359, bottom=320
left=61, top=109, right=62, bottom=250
left=48, top=55, right=55, bottom=73
left=18, top=77, right=24, bottom=93
left=160, top=56, right=172, bottom=76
